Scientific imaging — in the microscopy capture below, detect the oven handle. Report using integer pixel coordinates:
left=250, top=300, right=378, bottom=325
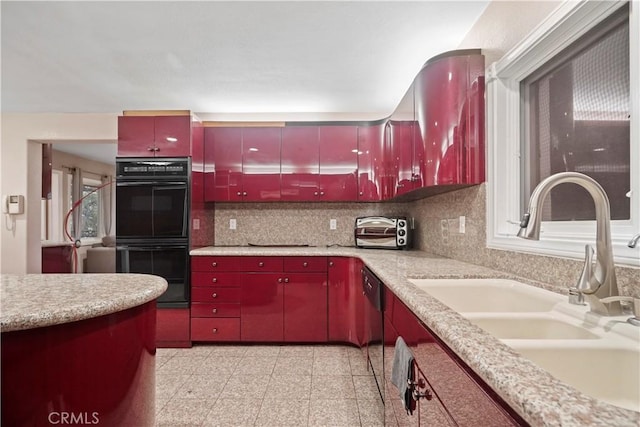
left=116, top=245, right=188, bottom=251
left=116, top=181, right=188, bottom=187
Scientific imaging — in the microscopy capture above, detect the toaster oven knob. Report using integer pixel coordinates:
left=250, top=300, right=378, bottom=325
left=399, top=238, right=405, bottom=245
left=398, top=220, right=406, bottom=228
left=398, top=229, right=406, bottom=236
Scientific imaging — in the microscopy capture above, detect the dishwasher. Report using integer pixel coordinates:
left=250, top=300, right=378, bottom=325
left=362, top=266, right=385, bottom=416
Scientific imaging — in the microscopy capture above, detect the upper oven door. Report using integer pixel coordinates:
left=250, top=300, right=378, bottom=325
left=116, top=180, right=188, bottom=239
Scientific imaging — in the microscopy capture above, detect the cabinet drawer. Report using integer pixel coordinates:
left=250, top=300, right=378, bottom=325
left=192, top=272, right=242, bottom=287
left=191, top=318, right=240, bottom=341
left=192, top=287, right=241, bottom=303
left=191, top=256, right=244, bottom=272
left=241, top=256, right=283, bottom=272
left=284, top=256, right=327, bottom=272
left=191, top=303, right=240, bottom=318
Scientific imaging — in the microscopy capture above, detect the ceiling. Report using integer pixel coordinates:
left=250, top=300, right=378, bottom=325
left=2, top=1, right=488, bottom=163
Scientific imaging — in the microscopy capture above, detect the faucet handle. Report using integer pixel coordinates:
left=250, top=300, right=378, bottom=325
left=577, top=244, right=595, bottom=293
left=600, top=296, right=640, bottom=326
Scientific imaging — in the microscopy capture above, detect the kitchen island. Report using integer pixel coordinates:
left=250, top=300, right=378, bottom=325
left=191, top=246, right=640, bottom=427
left=0, top=273, right=167, bottom=427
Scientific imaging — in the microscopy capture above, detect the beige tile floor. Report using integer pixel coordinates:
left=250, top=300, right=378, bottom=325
left=155, top=344, right=397, bottom=427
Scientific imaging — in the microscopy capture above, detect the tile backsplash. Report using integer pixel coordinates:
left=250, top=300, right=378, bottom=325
left=212, top=202, right=409, bottom=247
left=408, top=183, right=640, bottom=299
left=202, top=184, right=639, bottom=298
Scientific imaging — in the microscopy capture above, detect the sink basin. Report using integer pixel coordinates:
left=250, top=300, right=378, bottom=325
left=409, top=279, right=563, bottom=312
left=511, top=344, right=640, bottom=412
left=467, top=315, right=600, bottom=340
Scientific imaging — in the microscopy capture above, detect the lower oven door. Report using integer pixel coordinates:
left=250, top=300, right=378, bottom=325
left=116, top=243, right=189, bottom=308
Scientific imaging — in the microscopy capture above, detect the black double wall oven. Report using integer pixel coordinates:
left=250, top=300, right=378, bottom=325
left=116, top=158, right=190, bottom=308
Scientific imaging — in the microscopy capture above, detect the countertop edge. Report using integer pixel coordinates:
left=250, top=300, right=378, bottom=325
left=0, top=273, right=168, bottom=333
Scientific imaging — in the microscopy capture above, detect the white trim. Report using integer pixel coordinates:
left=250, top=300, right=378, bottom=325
left=487, top=0, right=640, bottom=267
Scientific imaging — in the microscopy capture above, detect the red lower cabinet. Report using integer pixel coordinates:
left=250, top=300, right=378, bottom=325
left=241, top=273, right=284, bottom=342
left=328, top=257, right=365, bottom=345
left=157, top=308, right=191, bottom=348
left=284, top=273, right=327, bottom=342
left=191, top=318, right=241, bottom=342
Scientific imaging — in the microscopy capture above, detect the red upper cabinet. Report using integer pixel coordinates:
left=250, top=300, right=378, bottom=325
left=242, top=127, right=282, bottom=202
left=357, top=123, right=385, bottom=201
left=318, top=125, right=359, bottom=201
left=414, top=51, right=485, bottom=187
left=204, top=127, right=243, bottom=202
left=204, top=127, right=281, bottom=202
left=118, top=114, right=192, bottom=157
left=281, top=126, right=320, bottom=201
left=190, top=121, right=204, bottom=203
left=387, top=120, right=417, bottom=198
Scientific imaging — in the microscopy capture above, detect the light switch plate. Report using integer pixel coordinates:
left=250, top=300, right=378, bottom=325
left=330, top=219, right=337, bottom=230
left=459, top=216, right=466, bottom=234
left=230, top=218, right=237, bottom=230
left=193, top=218, right=200, bottom=230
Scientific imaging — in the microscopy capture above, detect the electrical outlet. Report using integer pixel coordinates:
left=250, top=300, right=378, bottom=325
left=230, top=218, right=237, bottom=230
left=330, top=219, right=337, bottom=230
left=459, top=216, right=466, bottom=234
left=193, top=218, right=200, bottom=230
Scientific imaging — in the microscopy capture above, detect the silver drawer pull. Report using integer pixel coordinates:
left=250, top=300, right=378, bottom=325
left=302, top=262, right=308, bottom=267
left=212, top=293, right=218, bottom=298
left=258, top=262, right=264, bottom=267
left=212, top=277, right=218, bottom=283
left=212, top=328, right=218, bottom=334
left=212, top=308, right=218, bottom=314
left=211, top=262, right=217, bottom=267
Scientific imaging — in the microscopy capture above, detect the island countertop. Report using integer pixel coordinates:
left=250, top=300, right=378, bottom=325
left=0, top=273, right=167, bottom=333
left=190, top=246, right=639, bottom=427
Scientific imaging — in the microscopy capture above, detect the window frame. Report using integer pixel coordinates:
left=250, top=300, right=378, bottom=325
left=486, top=0, right=639, bottom=266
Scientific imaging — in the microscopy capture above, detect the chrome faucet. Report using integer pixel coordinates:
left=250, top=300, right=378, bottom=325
left=517, top=172, right=622, bottom=316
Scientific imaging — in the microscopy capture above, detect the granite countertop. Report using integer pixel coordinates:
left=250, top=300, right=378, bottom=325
left=190, top=246, right=640, bottom=427
left=0, top=274, right=168, bottom=333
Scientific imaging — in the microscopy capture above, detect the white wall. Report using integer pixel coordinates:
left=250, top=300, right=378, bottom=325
left=0, top=113, right=117, bottom=274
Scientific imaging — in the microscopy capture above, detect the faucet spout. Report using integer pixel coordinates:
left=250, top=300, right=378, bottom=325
left=517, top=172, right=621, bottom=316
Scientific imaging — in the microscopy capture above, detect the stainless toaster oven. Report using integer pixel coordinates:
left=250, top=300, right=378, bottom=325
left=354, top=216, right=410, bottom=249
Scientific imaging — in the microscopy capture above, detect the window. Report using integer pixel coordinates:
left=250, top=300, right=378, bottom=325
left=487, top=1, right=639, bottom=266
left=42, top=169, right=104, bottom=244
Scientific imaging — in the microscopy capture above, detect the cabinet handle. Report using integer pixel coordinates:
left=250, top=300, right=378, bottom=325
left=258, top=262, right=264, bottom=267
left=212, top=293, right=218, bottom=298
left=211, top=262, right=217, bottom=267
left=302, top=262, right=308, bottom=267
left=147, top=147, right=154, bottom=152
left=243, top=191, right=247, bottom=196
left=278, top=278, right=283, bottom=283
left=212, top=277, right=217, bottom=283
left=314, top=191, right=319, bottom=196
left=284, top=277, right=289, bottom=283
left=320, top=191, right=325, bottom=196
left=237, top=192, right=242, bottom=196
left=212, top=328, right=218, bottom=334
left=212, top=308, right=218, bottom=314
left=329, top=261, right=334, bottom=267
left=359, top=191, right=363, bottom=196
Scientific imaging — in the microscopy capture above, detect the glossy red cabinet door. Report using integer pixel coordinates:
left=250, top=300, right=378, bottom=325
left=204, top=127, right=243, bottom=201
left=153, top=116, right=192, bottom=157
left=319, top=126, right=359, bottom=201
left=242, top=127, right=282, bottom=201
left=327, top=257, right=365, bottom=345
left=414, top=52, right=485, bottom=187
left=284, top=273, right=327, bottom=342
left=190, top=121, right=204, bottom=203
left=388, top=120, right=417, bottom=197
left=281, top=126, right=320, bottom=201
left=118, top=116, right=155, bottom=156
left=357, top=124, right=385, bottom=201
left=157, top=308, right=191, bottom=347
left=118, top=115, right=191, bottom=157
left=241, top=273, right=284, bottom=342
